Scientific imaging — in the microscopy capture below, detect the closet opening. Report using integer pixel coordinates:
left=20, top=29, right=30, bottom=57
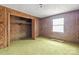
left=10, top=15, right=32, bottom=42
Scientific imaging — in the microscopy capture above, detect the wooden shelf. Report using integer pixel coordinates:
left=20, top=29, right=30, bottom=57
left=11, top=22, right=31, bottom=25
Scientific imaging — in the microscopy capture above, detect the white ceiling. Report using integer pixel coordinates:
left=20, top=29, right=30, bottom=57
left=2, top=4, right=79, bottom=18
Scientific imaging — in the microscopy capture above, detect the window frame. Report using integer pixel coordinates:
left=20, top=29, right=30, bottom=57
left=52, top=18, right=64, bottom=33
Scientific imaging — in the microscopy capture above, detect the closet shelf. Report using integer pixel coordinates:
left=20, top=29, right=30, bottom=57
left=11, top=22, right=31, bottom=25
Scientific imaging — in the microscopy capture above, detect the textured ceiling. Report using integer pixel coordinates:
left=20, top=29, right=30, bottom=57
left=2, top=4, right=79, bottom=18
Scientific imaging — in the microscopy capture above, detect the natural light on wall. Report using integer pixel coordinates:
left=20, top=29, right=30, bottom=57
left=52, top=18, right=64, bottom=33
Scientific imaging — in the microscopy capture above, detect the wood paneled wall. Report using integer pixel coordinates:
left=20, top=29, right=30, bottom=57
left=0, top=5, right=39, bottom=48
left=40, top=11, right=79, bottom=43
left=0, top=6, right=8, bottom=48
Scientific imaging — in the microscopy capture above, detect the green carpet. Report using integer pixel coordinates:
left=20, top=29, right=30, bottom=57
left=0, top=37, right=79, bottom=55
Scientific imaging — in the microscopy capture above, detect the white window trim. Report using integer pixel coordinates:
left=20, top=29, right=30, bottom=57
left=52, top=18, right=64, bottom=33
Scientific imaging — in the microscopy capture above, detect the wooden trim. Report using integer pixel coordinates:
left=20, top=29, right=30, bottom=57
left=32, top=19, right=36, bottom=40
left=7, top=13, right=10, bottom=46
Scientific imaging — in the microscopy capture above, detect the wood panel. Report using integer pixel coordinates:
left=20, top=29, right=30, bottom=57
left=7, top=13, right=10, bottom=46
left=10, top=16, right=32, bottom=41
left=0, top=5, right=39, bottom=48
left=32, top=19, right=36, bottom=39
left=0, top=6, right=8, bottom=48
left=40, top=11, right=79, bottom=43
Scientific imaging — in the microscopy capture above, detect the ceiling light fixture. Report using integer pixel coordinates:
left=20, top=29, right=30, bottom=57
left=39, top=4, right=43, bottom=8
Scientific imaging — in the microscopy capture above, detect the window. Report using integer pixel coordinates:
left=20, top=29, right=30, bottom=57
left=52, top=18, right=64, bottom=33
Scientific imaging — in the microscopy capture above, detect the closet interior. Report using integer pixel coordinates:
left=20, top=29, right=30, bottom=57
left=10, top=15, right=32, bottom=41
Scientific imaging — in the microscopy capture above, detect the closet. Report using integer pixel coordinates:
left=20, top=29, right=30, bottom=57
left=10, top=16, right=32, bottom=41
left=0, top=5, right=38, bottom=48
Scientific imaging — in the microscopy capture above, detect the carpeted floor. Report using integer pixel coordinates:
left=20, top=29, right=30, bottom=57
left=0, top=37, right=79, bottom=55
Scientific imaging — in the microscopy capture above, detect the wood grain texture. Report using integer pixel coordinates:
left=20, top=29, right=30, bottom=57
left=0, top=5, right=39, bottom=48
left=10, top=16, right=32, bottom=41
left=0, top=6, right=8, bottom=48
